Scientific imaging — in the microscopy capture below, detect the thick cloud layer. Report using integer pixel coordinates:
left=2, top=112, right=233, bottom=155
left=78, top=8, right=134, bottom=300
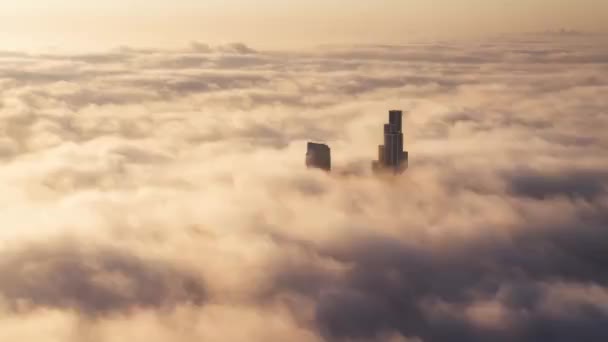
left=0, top=35, right=607, bottom=341
left=0, top=240, right=206, bottom=317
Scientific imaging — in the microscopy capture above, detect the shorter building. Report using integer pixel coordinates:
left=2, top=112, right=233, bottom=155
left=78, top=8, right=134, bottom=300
left=306, top=142, right=331, bottom=171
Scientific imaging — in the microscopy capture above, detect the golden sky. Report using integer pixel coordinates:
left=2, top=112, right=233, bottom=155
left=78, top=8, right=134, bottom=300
left=0, top=0, right=607, bottom=50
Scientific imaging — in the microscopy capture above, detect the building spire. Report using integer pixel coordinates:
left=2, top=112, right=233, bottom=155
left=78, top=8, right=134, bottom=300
left=373, top=110, right=408, bottom=173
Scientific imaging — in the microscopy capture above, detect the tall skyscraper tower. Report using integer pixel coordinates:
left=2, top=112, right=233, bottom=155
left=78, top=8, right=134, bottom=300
left=372, top=110, right=408, bottom=173
left=306, top=142, right=331, bottom=171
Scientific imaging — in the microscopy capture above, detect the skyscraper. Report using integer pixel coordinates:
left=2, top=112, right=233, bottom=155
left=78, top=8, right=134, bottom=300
left=306, top=142, right=331, bottom=171
left=372, top=110, right=408, bottom=173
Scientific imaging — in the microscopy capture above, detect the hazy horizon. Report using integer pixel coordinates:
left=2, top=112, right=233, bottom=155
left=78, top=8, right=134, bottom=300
left=1, top=0, right=607, bottom=50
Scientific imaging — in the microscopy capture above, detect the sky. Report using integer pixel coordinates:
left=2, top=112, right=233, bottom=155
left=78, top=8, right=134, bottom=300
left=0, top=0, right=607, bottom=50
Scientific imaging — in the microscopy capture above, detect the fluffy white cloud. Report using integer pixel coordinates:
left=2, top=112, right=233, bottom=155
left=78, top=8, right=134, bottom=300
left=0, top=35, right=607, bottom=341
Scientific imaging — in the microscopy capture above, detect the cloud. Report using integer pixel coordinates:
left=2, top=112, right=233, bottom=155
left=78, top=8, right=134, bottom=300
left=0, top=35, right=607, bottom=341
left=0, top=240, right=206, bottom=318
left=506, top=169, right=608, bottom=200
left=268, top=198, right=608, bottom=341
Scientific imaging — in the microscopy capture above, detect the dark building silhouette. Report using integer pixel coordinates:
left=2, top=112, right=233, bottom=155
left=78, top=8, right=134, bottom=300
left=372, top=110, right=408, bottom=173
left=306, top=142, right=331, bottom=171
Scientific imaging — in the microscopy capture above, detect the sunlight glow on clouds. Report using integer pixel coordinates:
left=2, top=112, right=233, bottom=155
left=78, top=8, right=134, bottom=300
left=0, top=32, right=607, bottom=340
